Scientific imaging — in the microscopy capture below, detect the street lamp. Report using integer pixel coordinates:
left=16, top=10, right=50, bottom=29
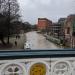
left=7, top=0, right=10, bottom=44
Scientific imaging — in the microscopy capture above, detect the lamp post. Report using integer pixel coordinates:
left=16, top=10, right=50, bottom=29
left=7, top=0, right=10, bottom=44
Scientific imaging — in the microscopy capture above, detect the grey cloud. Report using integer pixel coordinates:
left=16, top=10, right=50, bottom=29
left=18, top=0, right=75, bottom=24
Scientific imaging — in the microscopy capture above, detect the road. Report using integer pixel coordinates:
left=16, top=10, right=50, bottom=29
left=26, top=31, right=62, bottom=50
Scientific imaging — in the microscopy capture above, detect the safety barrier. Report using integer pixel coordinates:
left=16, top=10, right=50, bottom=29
left=0, top=49, right=75, bottom=75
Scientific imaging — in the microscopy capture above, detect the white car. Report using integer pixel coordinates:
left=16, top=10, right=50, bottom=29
left=24, top=42, right=31, bottom=49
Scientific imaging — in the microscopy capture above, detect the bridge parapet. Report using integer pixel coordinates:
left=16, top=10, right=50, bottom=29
left=0, top=49, right=75, bottom=75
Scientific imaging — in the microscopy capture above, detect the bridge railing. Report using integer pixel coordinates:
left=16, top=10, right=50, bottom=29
left=0, top=49, right=75, bottom=75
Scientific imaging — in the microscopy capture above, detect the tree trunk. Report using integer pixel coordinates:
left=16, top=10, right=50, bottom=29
left=0, top=35, right=6, bottom=45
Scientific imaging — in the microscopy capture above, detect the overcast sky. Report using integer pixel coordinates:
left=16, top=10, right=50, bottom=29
left=18, top=0, right=75, bottom=24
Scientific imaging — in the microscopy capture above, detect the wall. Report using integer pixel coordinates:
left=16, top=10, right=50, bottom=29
left=37, top=18, right=52, bottom=31
left=38, top=19, right=47, bottom=30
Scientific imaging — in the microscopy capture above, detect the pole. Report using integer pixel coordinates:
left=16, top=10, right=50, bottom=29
left=7, top=0, right=10, bottom=44
left=50, top=57, right=51, bottom=75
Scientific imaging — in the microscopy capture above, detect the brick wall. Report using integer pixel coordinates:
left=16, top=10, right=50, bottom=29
left=37, top=18, right=52, bottom=31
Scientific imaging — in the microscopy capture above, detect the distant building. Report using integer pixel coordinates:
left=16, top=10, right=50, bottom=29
left=64, top=14, right=75, bottom=48
left=50, top=18, right=66, bottom=44
left=37, top=18, right=52, bottom=33
left=58, top=18, right=66, bottom=40
left=51, top=23, right=61, bottom=38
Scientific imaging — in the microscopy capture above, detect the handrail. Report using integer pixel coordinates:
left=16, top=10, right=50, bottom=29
left=0, top=49, right=75, bottom=59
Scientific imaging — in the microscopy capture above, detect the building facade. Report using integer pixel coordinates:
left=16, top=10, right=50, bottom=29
left=50, top=23, right=60, bottom=38
left=50, top=18, right=65, bottom=39
left=58, top=18, right=66, bottom=44
left=64, top=14, right=75, bottom=48
left=37, top=18, right=52, bottom=33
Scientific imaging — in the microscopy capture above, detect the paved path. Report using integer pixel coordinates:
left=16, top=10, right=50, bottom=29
left=10, top=34, right=26, bottom=50
left=0, top=33, right=26, bottom=50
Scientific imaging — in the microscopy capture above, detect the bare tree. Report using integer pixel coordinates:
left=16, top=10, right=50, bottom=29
left=0, top=0, right=20, bottom=44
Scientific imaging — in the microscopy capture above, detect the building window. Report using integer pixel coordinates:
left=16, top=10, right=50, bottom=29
left=67, top=27, right=70, bottom=34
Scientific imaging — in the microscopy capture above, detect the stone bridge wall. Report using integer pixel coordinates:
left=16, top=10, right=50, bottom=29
left=0, top=57, right=75, bottom=75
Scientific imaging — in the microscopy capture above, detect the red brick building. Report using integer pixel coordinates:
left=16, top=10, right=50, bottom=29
left=37, top=18, right=52, bottom=32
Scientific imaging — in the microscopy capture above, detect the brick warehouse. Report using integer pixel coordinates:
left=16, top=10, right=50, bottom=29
left=37, top=18, right=52, bottom=33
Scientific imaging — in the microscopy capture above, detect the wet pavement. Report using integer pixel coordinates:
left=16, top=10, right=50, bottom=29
left=26, top=31, right=62, bottom=50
